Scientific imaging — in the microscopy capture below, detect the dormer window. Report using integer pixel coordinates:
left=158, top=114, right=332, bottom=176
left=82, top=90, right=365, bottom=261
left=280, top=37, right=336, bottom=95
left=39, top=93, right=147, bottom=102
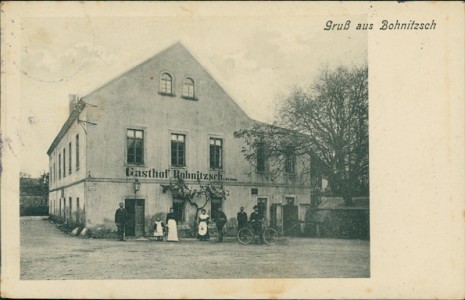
left=159, top=73, right=173, bottom=95
left=182, top=77, right=196, bottom=100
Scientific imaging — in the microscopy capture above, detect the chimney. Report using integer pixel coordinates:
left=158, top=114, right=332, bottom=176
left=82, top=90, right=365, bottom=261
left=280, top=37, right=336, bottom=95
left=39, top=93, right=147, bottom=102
left=69, top=94, right=78, bottom=115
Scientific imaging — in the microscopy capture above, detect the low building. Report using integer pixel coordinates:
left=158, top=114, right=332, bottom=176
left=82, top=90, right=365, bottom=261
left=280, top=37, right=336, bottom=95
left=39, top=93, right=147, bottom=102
left=47, top=42, right=311, bottom=236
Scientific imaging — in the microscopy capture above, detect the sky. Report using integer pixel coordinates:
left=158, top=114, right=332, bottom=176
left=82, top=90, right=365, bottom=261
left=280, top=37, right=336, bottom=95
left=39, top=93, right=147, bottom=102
left=18, top=15, right=367, bottom=177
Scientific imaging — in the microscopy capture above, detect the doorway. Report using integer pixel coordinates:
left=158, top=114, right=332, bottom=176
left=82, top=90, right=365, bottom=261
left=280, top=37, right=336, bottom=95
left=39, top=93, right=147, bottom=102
left=270, top=203, right=280, bottom=229
left=125, top=199, right=145, bottom=236
left=283, top=203, right=300, bottom=236
left=211, top=197, right=222, bottom=221
left=257, top=197, right=268, bottom=219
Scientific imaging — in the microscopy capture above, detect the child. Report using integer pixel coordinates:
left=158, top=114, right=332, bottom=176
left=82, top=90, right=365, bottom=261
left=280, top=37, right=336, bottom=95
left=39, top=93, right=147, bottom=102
left=153, top=217, right=165, bottom=241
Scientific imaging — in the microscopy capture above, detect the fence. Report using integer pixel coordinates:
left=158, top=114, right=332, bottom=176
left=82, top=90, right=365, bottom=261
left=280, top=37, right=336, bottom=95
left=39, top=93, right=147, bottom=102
left=303, top=197, right=369, bottom=240
left=20, top=195, right=48, bottom=216
left=304, top=207, right=369, bottom=240
left=20, top=204, right=49, bottom=216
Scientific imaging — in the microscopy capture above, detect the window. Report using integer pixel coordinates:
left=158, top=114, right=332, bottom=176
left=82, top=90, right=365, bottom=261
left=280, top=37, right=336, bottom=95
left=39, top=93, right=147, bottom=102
left=127, top=129, right=144, bottom=164
left=284, top=148, right=296, bottom=174
left=209, top=138, right=223, bottom=169
left=76, top=198, right=80, bottom=223
left=63, top=148, right=66, bottom=178
left=58, top=154, right=62, bottom=180
left=159, top=73, right=173, bottom=94
left=76, top=134, right=80, bottom=170
left=53, top=163, right=56, bottom=183
left=285, top=196, right=295, bottom=205
left=182, top=77, right=195, bottom=99
left=171, top=134, right=186, bottom=167
left=257, top=197, right=268, bottom=219
left=68, top=142, right=72, bottom=175
left=69, top=197, right=72, bottom=222
left=256, top=143, right=267, bottom=172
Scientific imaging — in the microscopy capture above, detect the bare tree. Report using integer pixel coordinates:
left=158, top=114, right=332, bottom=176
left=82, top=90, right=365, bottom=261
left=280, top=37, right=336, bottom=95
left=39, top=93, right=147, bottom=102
left=234, top=121, right=312, bottom=183
left=235, top=65, right=368, bottom=205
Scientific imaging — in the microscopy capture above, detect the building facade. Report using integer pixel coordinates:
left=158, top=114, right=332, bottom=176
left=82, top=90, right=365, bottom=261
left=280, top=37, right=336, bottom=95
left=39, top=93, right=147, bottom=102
left=47, top=43, right=311, bottom=236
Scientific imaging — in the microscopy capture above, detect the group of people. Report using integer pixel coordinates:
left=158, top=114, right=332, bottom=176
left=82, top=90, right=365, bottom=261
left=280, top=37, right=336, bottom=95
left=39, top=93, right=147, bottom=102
left=238, top=205, right=265, bottom=238
left=114, top=202, right=263, bottom=242
left=114, top=204, right=179, bottom=242
left=152, top=208, right=178, bottom=241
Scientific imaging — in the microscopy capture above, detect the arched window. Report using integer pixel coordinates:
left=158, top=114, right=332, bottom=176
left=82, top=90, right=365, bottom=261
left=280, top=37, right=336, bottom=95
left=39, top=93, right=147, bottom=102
left=159, top=73, right=173, bottom=94
left=182, top=77, right=195, bottom=99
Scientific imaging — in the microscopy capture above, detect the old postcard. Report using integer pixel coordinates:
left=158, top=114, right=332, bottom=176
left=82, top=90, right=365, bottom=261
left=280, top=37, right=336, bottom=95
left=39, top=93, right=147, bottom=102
left=1, top=1, right=464, bottom=299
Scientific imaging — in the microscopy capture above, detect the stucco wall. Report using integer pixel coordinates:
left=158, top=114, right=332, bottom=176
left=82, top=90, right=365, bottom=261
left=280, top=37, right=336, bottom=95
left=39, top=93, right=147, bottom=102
left=81, top=43, right=309, bottom=185
left=49, top=109, right=87, bottom=191
left=49, top=182, right=86, bottom=227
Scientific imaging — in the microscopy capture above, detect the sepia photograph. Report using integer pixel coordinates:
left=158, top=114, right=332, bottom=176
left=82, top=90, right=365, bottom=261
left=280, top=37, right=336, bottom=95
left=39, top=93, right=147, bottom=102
left=1, top=2, right=464, bottom=299
left=18, top=11, right=369, bottom=281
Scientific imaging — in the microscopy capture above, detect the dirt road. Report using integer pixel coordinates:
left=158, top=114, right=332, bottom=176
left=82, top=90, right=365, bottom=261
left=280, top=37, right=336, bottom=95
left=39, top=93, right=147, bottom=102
left=21, top=216, right=369, bottom=279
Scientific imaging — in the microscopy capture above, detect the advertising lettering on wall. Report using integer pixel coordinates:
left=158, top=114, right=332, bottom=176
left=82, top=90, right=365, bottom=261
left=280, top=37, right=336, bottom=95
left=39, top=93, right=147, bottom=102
left=125, top=167, right=238, bottom=182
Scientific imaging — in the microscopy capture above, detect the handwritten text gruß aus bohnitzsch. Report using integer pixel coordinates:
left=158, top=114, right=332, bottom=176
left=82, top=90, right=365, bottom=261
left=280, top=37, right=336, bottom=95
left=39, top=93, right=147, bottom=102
left=324, top=20, right=437, bottom=31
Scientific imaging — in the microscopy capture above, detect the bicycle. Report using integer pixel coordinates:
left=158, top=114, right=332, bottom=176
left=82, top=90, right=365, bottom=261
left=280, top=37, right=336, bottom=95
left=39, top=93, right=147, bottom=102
left=237, top=221, right=279, bottom=245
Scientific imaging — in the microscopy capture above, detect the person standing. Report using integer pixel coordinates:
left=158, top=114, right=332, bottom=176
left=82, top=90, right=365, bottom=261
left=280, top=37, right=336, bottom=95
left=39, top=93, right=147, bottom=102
left=197, top=209, right=210, bottom=241
left=250, top=205, right=264, bottom=243
left=215, top=207, right=227, bottom=242
left=237, top=206, right=248, bottom=230
left=166, top=208, right=179, bottom=242
left=114, top=202, right=127, bottom=241
left=153, top=217, right=165, bottom=241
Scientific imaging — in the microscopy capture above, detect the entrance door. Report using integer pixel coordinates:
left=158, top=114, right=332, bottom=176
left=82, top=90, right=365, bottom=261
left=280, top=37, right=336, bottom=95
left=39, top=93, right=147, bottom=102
left=283, top=204, right=299, bottom=236
left=125, top=199, right=145, bottom=236
left=257, top=197, right=268, bottom=219
left=211, top=197, right=222, bottom=221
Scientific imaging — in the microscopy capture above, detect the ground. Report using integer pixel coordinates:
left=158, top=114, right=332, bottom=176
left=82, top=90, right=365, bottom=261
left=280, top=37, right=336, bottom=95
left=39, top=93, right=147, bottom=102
left=20, top=216, right=370, bottom=280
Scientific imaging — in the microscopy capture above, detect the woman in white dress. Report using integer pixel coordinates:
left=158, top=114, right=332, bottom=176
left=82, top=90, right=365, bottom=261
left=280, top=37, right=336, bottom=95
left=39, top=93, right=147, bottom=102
left=153, top=217, right=165, bottom=241
left=197, top=209, right=210, bottom=241
left=165, top=208, right=179, bottom=242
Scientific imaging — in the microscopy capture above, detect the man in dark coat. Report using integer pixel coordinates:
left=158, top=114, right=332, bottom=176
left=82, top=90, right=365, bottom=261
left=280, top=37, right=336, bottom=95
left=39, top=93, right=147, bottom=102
left=237, top=206, right=248, bottom=230
left=215, top=207, right=227, bottom=242
left=115, top=202, right=127, bottom=241
left=249, top=205, right=264, bottom=243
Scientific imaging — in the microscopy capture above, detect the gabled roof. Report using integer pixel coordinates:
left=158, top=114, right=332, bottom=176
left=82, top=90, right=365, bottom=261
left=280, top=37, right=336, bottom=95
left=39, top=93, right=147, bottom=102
left=80, top=41, right=251, bottom=119
left=46, top=42, right=252, bottom=156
